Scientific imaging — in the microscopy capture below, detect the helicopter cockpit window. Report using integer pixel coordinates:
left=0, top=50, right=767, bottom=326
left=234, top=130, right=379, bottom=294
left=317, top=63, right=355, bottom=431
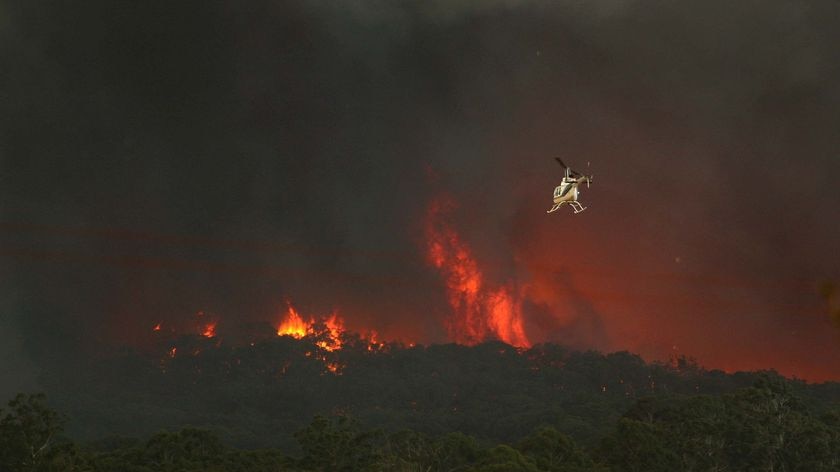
left=558, top=183, right=574, bottom=198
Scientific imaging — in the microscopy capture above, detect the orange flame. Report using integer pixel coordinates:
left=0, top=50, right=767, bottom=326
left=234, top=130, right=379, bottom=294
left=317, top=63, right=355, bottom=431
left=276, top=303, right=345, bottom=351
left=486, top=287, right=529, bottom=347
left=276, top=304, right=311, bottom=338
left=316, top=313, right=344, bottom=351
left=366, top=330, right=385, bottom=352
left=425, top=196, right=530, bottom=347
left=201, top=322, right=217, bottom=338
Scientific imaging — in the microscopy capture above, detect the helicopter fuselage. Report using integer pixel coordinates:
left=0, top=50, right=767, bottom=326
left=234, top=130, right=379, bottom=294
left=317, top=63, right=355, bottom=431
left=547, top=176, right=590, bottom=214
left=552, top=177, right=580, bottom=204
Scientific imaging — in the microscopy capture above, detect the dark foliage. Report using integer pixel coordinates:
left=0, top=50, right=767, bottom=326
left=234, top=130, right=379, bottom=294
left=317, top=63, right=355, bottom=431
left=34, top=333, right=838, bottom=452
left=5, top=335, right=838, bottom=470
left=2, top=383, right=839, bottom=471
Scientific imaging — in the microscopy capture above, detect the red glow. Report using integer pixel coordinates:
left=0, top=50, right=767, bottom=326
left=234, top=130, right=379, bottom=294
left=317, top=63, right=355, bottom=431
left=153, top=323, right=161, bottom=332
left=316, top=313, right=344, bottom=352
left=201, top=322, right=217, bottom=338
left=425, top=196, right=530, bottom=347
left=366, top=330, right=385, bottom=352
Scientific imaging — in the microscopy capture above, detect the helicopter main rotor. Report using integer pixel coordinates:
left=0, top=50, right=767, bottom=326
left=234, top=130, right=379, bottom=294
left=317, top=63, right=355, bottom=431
left=555, top=157, right=586, bottom=179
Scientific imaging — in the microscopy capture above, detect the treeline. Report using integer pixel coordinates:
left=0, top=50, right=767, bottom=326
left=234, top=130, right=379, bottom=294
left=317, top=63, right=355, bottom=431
left=3, top=378, right=840, bottom=471
left=37, top=332, right=840, bottom=451
left=13, top=332, right=840, bottom=470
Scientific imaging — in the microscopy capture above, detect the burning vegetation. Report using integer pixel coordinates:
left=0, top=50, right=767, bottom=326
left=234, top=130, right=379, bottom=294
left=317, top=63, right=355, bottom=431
left=425, top=196, right=530, bottom=347
left=274, top=302, right=349, bottom=373
left=156, top=300, right=386, bottom=375
left=201, top=322, right=217, bottom=338
left=96, top=323, right=840, bottom=461
left=275, top=303, right=346, bottom=352
left=148, top=194, right=533, bottom=372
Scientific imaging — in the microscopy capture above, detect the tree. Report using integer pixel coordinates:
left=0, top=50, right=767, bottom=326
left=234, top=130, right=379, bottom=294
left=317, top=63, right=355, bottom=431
left=295, top=415, right=383, bottom=471
left=724, top=378, right=833, bottom=472
left=427, top=432, right=482, bottom=472
left=379, top=429, right=433, bottom=471
left=517, top=427, right=602, bottom=472
left=470, top=445, right=539, bottom=472
left=143, top=428, right=226, bottom=471
left=0, top=393, right=65, bottom=472
left=599, top=377, right=840, bottom=472
left=598, top=417, right=679, bottom=472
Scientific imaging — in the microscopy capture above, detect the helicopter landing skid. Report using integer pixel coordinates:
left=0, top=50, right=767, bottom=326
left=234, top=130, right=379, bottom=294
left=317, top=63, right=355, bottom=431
left=570, top=202, right=586, bottom=214
left=547, top=202, right=586, bottom=214
left=547, top=203, right=564, bottom=213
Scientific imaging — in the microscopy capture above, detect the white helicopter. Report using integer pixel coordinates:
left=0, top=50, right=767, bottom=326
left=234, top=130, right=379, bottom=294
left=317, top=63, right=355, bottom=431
left=547, top=157, right=593, bottom=214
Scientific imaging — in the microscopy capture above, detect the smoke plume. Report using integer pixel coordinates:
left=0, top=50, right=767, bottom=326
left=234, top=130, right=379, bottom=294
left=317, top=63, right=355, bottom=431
left=1, top=0, right=839, bottom=384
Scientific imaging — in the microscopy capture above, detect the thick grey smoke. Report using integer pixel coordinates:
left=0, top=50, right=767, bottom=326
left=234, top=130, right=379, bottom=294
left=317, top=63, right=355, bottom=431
left=1, top=0, right=839, bottom=384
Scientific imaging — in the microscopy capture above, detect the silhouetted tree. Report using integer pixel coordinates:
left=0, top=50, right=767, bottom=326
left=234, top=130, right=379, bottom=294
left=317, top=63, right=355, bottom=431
left=0, top=393, right=65, bottom=472
left=294, top=415, right=383, bottom=471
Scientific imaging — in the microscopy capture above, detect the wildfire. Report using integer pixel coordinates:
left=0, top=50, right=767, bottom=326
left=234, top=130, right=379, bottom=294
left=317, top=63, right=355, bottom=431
left=154, top=303, right=364, bottom=376
left=316, top=314, right=344, bottom=352
left=425, top=196, right=530, bottom=347
left=194, top=310, right=219, bottom=338
left=201, top=322, right=217, bottom=338
left=276, top=304, right=310, bottom=338
left=366, top=331, right=385, bottom=352
left=276, top=302, right=344, bottom=351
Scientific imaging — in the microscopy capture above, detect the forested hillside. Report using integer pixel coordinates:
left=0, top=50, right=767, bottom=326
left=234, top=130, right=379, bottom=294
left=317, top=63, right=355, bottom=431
left=4, top=330, right=836, bottom=470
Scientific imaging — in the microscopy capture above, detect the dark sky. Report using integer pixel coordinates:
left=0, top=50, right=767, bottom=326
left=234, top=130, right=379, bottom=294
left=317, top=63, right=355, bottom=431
left=2, top=0, right=839, bottom=396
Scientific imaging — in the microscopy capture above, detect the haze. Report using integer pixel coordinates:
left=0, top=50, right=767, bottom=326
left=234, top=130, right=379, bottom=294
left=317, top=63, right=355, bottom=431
left=2, top=0, right=839, bottom=402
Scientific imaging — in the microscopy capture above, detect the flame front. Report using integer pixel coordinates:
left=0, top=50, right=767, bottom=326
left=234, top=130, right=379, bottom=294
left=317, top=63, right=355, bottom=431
left=275, top=302, right=348, bottom=374
left=276, top=304, right=310, bottom=338
left=276, top=304, right=345, bottom=351
left=425, top=196, right=530, bottom=347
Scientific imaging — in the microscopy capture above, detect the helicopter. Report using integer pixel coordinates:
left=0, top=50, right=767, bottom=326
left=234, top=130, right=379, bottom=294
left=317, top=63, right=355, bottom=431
left=547, top=157, right=593, bottom=214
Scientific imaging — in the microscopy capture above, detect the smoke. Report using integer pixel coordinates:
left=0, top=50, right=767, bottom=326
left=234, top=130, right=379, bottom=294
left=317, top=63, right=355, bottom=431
left=822, top=282, right=840, bottom=330
left=1, top=0, right=839, bottom=380
left=0, top=307, right=38, bottom=401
